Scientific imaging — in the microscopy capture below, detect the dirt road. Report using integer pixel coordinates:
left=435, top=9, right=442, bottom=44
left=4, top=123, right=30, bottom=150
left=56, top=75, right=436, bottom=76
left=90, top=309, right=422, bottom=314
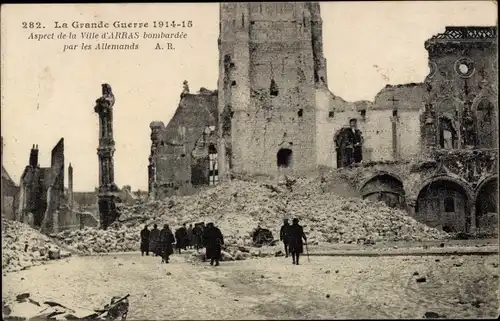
left=2, top=253, right=498, bottom=319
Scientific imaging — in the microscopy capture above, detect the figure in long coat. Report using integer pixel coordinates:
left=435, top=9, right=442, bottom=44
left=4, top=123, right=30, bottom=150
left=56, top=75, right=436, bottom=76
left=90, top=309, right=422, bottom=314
left=140, top=225, right=150, bottom=256
left=203, top=223, right=224, bottom=266
left=288, top=218, right=307, bottom=265
left=187, top=224, right=194, bottom=249
left=159, top=224, right=175, bottom=263
left=174, top=226, right=188, bottom=254
left=149, top=224, right=160, bottom=256
left=280, top=219, right=291, bottom=258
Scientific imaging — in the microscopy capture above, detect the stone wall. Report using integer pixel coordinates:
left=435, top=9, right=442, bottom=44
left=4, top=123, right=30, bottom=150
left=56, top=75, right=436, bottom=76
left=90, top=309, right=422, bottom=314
left=219, top=3, right=324, bottom=178
left=150, top=90, right=218, bottom=198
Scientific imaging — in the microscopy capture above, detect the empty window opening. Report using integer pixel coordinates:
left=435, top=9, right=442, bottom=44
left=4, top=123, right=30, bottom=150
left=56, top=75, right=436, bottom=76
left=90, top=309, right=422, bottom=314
left=444, top=197, right=455, bottom=212
left=298, top=109, right=303, bottom=117
left=277, top=148, right=293, bottom=168
left=230, top=112, right=234, bottom=118
left=181, top=154, right=186, bottom=158
left=329, top=111, right=335, bottom=118
left=270, top=79, right=279, bottom=97
left=392, top=109, right=398, bottom=117
left=224, top=54, right=231, bottom=63
left=229, top=62, right=235, bottom=69
left=231, top=81, right=237, bottom=87
left=208, top=144, right=219, bottom=186
left=242, top=13, right=245, bottom=27
left=360, top=109, right=366, bottom=118
left=251, top=21, right=255, bottom=25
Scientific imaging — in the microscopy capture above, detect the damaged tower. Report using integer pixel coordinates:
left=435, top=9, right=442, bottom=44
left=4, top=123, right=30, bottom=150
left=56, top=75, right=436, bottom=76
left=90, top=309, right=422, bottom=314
left=217, top=2, right=328, bottom=178
left=94, top=83, right=119, bottom=229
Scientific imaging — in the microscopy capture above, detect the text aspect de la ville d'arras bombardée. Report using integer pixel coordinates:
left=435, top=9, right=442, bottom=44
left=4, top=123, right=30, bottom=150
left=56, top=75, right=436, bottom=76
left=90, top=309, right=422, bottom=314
left=22, top=20, right=193, bottom=52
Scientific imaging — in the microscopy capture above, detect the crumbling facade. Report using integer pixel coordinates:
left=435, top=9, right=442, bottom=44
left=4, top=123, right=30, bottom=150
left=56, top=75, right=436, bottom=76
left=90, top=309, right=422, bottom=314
left=148, top=87, right=218, bottom=198
left=149, top=3, right=498, bottom=234
left=94, top=83, right=120, bottom=229
left=16, top=139, right=66, bottom=233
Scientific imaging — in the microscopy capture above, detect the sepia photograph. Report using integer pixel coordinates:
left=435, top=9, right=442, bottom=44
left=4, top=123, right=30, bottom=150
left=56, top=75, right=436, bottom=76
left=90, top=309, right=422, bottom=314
left=1, top=1, right=498, bottom=320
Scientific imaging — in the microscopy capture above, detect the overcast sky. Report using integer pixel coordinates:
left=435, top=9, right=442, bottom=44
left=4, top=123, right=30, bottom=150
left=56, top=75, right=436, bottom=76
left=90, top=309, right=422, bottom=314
left=1, top=2, right=497, bottom=192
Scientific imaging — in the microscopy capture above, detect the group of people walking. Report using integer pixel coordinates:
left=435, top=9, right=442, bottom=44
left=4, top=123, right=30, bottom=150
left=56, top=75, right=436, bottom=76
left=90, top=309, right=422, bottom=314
left=140, top=221, right=225, bottom=266
left=280, top=218, right=307, bottom=265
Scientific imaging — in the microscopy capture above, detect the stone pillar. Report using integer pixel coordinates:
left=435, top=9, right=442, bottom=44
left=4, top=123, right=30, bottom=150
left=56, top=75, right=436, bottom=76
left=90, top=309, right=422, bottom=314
left=94, top=84, right=119, bottom=229
left=469, top=202, right=476, bottom=234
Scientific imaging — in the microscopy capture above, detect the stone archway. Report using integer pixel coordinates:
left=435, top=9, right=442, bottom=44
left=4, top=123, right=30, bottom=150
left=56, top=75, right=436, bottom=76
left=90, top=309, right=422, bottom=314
left=415, top=177, right=473, bottom=233
left=277, top=148, right=293, bottom=168
left=359, top=172, right=405, bottom=209
left=475, top=175, right=498, bottom=233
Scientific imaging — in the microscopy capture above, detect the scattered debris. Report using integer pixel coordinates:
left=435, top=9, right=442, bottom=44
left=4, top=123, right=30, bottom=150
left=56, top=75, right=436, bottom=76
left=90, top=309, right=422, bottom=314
left=3, top=293, right=129, bottom=320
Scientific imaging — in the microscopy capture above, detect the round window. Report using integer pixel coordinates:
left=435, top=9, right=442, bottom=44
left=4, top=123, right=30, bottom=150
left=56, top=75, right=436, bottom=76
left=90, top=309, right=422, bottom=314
left=454, top=58, right=475, bottom=78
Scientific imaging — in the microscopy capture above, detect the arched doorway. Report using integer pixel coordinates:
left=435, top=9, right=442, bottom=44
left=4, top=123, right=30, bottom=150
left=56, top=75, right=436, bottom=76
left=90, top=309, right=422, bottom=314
left=415, top=178, right=471, bottom=233
left=475, top=176, right=498, bottom=233
left=335, top=127, right=363, bottom=168
left=360, top=173, right=405, bottom=209
left=277, top=148, right=293, bottom=168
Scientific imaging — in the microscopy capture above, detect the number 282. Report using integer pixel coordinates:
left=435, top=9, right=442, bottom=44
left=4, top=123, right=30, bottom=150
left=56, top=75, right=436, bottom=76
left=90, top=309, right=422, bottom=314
left=22, top=22, right=43, bottom=29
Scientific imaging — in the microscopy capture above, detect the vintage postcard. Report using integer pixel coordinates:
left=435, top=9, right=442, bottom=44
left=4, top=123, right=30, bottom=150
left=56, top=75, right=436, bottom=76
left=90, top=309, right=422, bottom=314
left=1, top=1, right=498, bottom=320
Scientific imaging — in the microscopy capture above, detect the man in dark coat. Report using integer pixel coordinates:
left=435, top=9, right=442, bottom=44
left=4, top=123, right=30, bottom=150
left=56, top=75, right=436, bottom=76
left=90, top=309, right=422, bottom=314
left=159, top=224, right=175, bottom=263
left=280, top=219, right=291, bottom=258
left=187, top=224, right=194, bottom=249
left=140, top=225, right=150, bottom=256
left=288, top=218, right=307, bottom=265
left=203, top=222, right=224, bottom=266
left=347, top=118, right=363, bottom=164
left=149, top=224, right=160, bottom=256
left=193, top=222, right=205, bottom=251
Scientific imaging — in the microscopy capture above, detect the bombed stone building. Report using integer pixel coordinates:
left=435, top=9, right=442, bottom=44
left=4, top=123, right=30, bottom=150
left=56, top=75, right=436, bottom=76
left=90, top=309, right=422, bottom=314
left=15, top=138, right=80, bottom=233
left=148, top=3, right=498, bottom=234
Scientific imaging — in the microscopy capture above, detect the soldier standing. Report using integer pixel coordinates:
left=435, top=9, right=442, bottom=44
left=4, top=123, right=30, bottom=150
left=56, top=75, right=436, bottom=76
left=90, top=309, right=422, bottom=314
left=149, top=224, right=160, bottom=256
left=280, top=219, right=291, bottom=258
left=187, top=224, right=194, bottom=249
left=288, top=218, right=307, bottom=265
left=204, top=222, right=224, bottom=266
left=140, top=225, right=150, bottom=256
left=159, top=224, right=175, bottom=263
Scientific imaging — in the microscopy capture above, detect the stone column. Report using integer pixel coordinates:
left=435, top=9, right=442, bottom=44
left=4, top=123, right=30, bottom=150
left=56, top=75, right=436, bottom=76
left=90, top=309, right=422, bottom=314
left=469, top=202, right=476, bottom=234
left=94, top=84, right=118, bottom=229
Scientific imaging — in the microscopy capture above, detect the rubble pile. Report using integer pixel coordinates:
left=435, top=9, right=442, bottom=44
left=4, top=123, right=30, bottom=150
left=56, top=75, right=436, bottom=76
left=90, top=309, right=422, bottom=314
left=1, top=218, right=71, bottom=272
left=51, top=178, right=448, bottom=254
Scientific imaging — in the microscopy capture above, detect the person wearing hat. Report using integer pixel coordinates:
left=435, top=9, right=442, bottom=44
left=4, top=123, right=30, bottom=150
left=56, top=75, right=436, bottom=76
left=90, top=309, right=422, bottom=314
left=280, top=219, right=292, bottom=258
left=288, top=218, right=307, bottom=265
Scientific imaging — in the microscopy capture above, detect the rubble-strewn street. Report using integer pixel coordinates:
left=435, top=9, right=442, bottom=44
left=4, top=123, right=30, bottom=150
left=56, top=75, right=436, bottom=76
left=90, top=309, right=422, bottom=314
left=2, top=252, right=498, bottom=319
left=48, top=179, right=448, bottom=256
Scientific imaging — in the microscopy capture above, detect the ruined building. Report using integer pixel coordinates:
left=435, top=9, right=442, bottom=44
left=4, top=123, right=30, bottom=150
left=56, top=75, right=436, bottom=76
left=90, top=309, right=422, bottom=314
left=148, top=3, right=498, bottom=234
left=1, top=136, right=20, bottom=219
left=15, top=139, right=68, bottom=233
left=94, top=83, right=120, bottom=229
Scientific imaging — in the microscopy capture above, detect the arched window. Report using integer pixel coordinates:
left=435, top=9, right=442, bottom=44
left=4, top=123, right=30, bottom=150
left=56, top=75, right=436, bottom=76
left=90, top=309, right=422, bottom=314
left=277, top=148, right=293, bottom=168
left=438, top=117, right=457, bottom=149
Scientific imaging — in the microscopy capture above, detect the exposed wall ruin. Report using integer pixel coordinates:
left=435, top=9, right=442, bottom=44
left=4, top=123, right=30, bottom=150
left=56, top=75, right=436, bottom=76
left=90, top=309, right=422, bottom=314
left=16, top=138, right=68, bottom=233
left=149, top=88, right=218, bottom=198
